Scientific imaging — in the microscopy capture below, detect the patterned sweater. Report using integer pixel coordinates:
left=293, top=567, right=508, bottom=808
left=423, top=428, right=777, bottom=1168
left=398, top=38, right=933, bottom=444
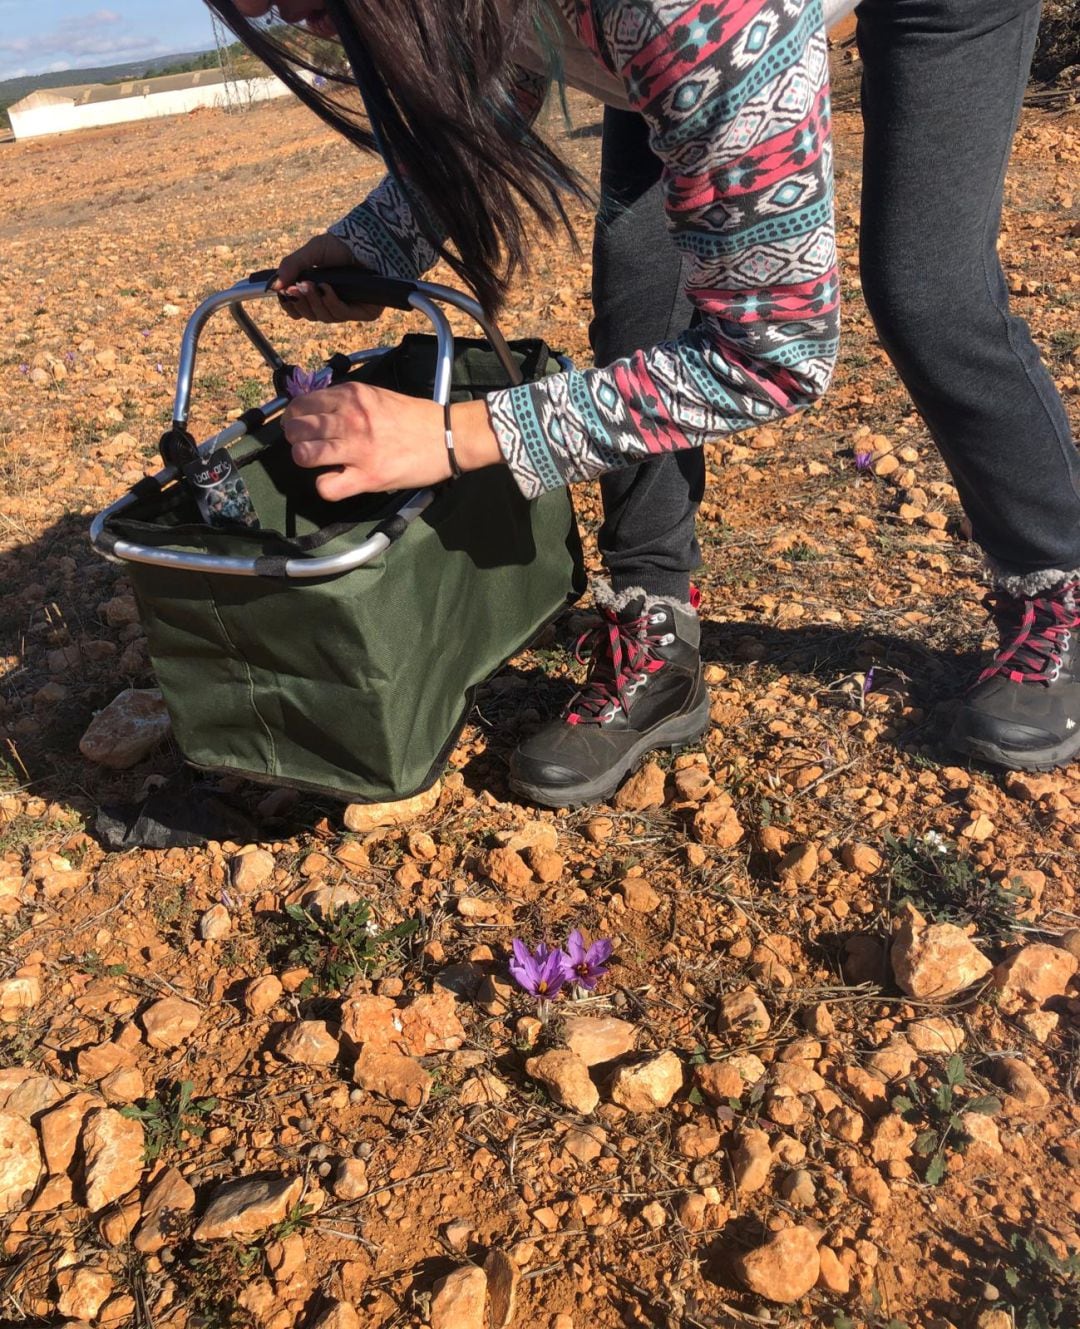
left=329, top=0, right=840, bottom=499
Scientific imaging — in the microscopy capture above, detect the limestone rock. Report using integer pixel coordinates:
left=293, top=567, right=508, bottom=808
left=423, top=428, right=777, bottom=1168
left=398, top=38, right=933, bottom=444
left=0, top=1070, right=63, bottom=1118
left=0, top=1111, right=42, bottom=1213
left=353, top=1051, right=430, bottom=1108
left=0, top=975, right=41, bottom=1012
left=734, top=1226, right=821, bottom=1304
left=99, top=1065, right=144, bottom=1105
left=991, top=1058, right=1050, bottom=1111
left=817, top=1246, right=851, bottom=1295
left=244, top=975, right=283, bottom=1017
left=695, top=1061, right=745, bottom=1104
left=57, top=1266, right=114, bottom=1321
left=693, top=799, right=744, bottom=848
left=609, top=1051, right=683, bottom=1112
left=778, top=842, right=818, bottom=885
left=849, top=1165, right=892, bottom=1213
left=231, top=847, right=276, bottom=891
left=198, top=904, right=231, bottom=941
left=869, top=1115, right=917, bottom=1163
left=79, top=688, right=170, bottom=768
left=482, top=846, right=533, bottom=890
left=904, top=1016, right=965, bottom=1056
left=526, top=1049, right=599, bottom=1115
left=841, top=842, right=883, bottom=876
left=193, top=1172, right=304, bottom=1241
left=562, top=1016, right=636, bottom=1067
left=331, top=1158, right=368, bottom=1201
left=431, top=1265, right=487, bottom=1329
left=343, top=782, right=441, bottom=834
left=620, top=876, right=661, bottom=912
left=732, top=1127, right=773, bottom=1192
left=311, top=1302, right=360, bottom=1329
left=717, top=986, right=771, bottom=1038
left=276, top=1021, right=340, bottom=1067
left=890, top=909, right=991, bottom=999
left=674, top=1122, right=721, bottom=1160
left=134, top=1165, right=196, bottom=1253
left=39, top=1093, right=102, bottom=1176
left=397, top=988, right=466, bottom=1055
left=993, top=943, right=1077, bottom=1010
left=142, top=997, right=201, bottom=1049
left=613, top=761, right=667, bottom=811
left=81, top=1108, right=145, bottom=1213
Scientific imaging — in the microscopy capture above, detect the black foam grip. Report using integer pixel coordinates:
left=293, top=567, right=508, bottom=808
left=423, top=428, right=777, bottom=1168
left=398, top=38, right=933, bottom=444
left=247, top=267, right=418, bottom=313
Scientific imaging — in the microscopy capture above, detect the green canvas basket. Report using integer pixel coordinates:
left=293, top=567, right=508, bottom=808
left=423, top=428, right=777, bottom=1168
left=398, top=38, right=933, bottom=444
left=91, top=276, right=584, bottom=802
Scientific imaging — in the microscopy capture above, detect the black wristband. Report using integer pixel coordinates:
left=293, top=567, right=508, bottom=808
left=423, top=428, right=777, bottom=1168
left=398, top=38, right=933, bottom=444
left=444, top=401, right=463, bottom=480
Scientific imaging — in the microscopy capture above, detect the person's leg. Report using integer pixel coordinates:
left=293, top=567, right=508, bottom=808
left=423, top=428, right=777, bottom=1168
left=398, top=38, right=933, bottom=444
left=857, top=0, right=1080, bottom=767
left=508, top=107, right=709, bottom=807
left=591, top=106, right=704, bottom=605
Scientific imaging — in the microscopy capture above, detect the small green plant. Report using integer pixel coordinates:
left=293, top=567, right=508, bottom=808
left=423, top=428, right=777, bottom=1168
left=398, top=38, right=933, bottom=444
left=884, top=831, right=1028, bottom=944
left=266, top=899, right=419, bottom=995
left=237, top=377, right=265, bottom=411
left=789, top=541, right=824, bottom=562
left=121, top=1079, right=218, bottom=1164
left=1000, top=1231, right=1080, bottom=1328
left=891, top=1054, right=1000, bottom=1185
left=79, top=950, right=128, bottom=978
left=263, top=1200, right=314, bottom=1244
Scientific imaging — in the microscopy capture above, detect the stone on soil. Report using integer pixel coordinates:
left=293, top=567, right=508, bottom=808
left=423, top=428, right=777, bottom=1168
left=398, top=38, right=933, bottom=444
left=193, top=1172, right=304, bottom=1240
left=81, top=1108, right=145, bottom=1212
left=244, top=974, right=283, bottom=1016
left=0, top=1111, right=42, bottom=1213
left=78, top=688, right=171, bottom=768
left=134, top=1166, right=196, bottom=1253
left=342, top=782, right=441, bottom=834
left=331, top=1158, right=368, bottom=1200
left=890, top=908, right=992, bottom=999
left=620, top=876, right=661, bottom=912
left=56, top=1267, right=114, bottom=1321
left=692, top=799, right=744, bottom=848
left=609, top=1051, right=683, bottom=1112
left=311, top=1302, right=360, bottom=1329
left=141, top=997, right=201, bottom=1049
left=353, top=1051, right=430, bottom=1107
left=276, top=1020, right=340, bottom=1067
left=562, top=1015, right=636, bottom=1066
left=39, top=1093, right=102, bottom=1175
left=231, top=847, right=276, bottom=891
left=431, top=1265, right=488, bottom=1329
left=198, top=904, right=231, bottom=940
left=613, top=760, right=667, bottom=811
left=526, top=1049, right=599, bottom=1114
left=732, top=1127, right=773, bottom=1192
left=717, top=986, right=771, bottom=1037
left=992, top=1058, right=1050, bottom=1110
left=904, top=1016, right=965, bottom=1056
left=993, top=943, right=1077, bottom=1010
left=734, top=1226, right=821, bottom=1304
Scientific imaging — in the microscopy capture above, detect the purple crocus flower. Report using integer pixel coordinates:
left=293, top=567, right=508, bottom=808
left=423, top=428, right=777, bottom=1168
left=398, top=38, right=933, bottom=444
left=564, top=930, right=613, bottom=990
left=509, top=940, right=571, bottom=999
left=862, top=666, right=877, bottom=697
left=285, top=365, right=334, bottom=399
left=854, top=450, right=873, bottom=473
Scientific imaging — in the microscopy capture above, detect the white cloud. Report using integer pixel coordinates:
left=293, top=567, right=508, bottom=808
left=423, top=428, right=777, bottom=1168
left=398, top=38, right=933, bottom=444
left=0, top=8, right=174, bottom=79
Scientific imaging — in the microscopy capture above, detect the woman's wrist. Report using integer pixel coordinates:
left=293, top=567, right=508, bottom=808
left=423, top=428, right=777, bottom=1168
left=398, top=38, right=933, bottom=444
left=449, top=399, right=504, bottom=473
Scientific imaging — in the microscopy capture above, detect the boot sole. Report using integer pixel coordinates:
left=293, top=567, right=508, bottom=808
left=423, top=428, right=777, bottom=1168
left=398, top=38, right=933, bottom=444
left=508, top=691, right=712, bottom=809
left=950, top=726, right=1080, bottom=772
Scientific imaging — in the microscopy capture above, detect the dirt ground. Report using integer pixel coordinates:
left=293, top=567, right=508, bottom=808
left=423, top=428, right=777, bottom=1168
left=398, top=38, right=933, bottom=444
left=1, top=53, right=1079, bottom=1329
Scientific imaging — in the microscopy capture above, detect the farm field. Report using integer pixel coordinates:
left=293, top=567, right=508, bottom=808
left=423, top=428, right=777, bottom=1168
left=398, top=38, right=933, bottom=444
left=1, top=59, right=1079, bottom=1329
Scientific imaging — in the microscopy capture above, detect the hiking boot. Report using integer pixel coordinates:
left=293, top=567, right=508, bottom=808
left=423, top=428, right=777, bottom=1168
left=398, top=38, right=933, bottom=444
left=509, top=585, right=710, bottom=807
left=950, top=579, right=1080, bottom=770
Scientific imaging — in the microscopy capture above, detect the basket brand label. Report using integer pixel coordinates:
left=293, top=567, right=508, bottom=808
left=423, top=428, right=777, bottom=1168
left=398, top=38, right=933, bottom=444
left=182, top=448, right=260, bottom=530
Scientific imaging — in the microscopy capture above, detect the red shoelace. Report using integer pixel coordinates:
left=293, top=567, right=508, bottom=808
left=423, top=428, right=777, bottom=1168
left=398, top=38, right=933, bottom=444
left=565, top=609, right=668, bottom=725
left=977, top=581, right=1080, bottom=685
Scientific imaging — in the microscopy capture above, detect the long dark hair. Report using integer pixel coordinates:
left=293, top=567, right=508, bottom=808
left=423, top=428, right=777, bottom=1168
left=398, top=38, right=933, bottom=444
left=206, top=0, right=584, bottom=312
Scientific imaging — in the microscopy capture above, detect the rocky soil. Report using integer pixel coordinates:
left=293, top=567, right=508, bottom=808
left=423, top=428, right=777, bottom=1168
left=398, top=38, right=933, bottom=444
left=1, top=48, right=1079, bottom=1329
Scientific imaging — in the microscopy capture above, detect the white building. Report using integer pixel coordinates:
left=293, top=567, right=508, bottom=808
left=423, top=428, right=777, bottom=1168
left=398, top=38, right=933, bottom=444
left=8, top=67, right=293, bottom=141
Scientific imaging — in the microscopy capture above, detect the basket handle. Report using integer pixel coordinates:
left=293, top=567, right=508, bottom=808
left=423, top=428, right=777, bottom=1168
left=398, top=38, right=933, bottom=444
left=89, top=274, right=530, bottom=580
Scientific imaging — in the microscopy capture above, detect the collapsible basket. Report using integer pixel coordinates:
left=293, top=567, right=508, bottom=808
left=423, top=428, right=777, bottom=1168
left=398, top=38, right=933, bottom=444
left=90, top=271, right=585, bottom=801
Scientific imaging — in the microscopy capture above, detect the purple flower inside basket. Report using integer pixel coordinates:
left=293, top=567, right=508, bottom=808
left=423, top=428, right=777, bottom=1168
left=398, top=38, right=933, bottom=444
left=285, top=365, right=334, bottom=399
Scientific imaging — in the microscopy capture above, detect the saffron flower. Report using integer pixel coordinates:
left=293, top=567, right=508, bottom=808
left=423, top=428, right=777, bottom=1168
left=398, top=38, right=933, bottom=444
left=564, top=930, right=613, bottom=990
left=854, top=450, right=873, bottom=473
left=509, top=940, right=571, bottom=999
left=285, top=364, right=334, bottom=398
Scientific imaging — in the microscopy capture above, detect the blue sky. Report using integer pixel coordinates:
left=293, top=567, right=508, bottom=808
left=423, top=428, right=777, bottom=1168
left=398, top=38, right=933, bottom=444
left=0, top=2, right=221, bottom=81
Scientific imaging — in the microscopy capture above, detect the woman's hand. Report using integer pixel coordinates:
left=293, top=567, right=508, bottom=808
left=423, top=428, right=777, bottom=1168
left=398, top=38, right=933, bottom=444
left=283, top=383, right=502, bottom=498
left=273, top=232, right=382, bottom=323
